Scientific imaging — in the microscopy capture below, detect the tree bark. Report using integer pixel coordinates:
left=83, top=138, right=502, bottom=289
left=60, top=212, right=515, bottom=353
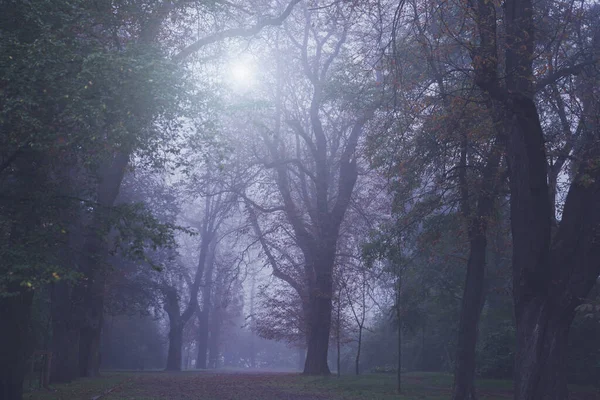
left=165, top=324, right=183, bottom=371
left=514, top=299, right=574, bottom=400
left=336, top=295, right=341, bottom=377
left=452, top=236, right=486, bottom=400
left=0, top=288, right=34, bottom=400
left=164, top=288, right=183, bottom=371
left=506, top=94, right=600, bottom=400
left=303, top=265, right=333, bottom=375
left=196, top=311, right=209, bottom=369
left=355, top=327, right=362, bottom=376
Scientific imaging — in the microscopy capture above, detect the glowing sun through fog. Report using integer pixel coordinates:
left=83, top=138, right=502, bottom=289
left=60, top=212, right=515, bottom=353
left=227, top=59, right=256, bottom=90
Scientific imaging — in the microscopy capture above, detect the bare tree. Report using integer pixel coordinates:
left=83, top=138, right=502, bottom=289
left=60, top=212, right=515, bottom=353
left=241, top=2, right=380, bottom=375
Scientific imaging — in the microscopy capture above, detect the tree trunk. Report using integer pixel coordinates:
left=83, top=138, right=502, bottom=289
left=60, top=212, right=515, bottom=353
left=208, top=305, right=221, bottom=369
left=452, top=236, right=487, bottom=400
left=452, top=114, right=501, bottom=400
left=303, top=270, right=333, bottom=375
left=514, top=299, right=574, bottom=400
left=164, top=287, right=183, bottom=371
left=197, top=243, right=216, bottom=370
left=355, top=327, right=362, bottom=376
left=249, top=273, right=256, bottom=369
left=503, top=95, right=598, bottom=399
left=336, top=296, right=341, bottom=377
left=397, top=322, right=402, bottom=393
left=78, top=151, right=129, bottom=378
left=196, top=311, right=209, bottom=369
left=396, top=276, right=402, bottom=393
left=50, top=282, right=80, bottom=383
left=0, top=288, right=34, bottom=400
left=165, top=324, right=183, bottom=371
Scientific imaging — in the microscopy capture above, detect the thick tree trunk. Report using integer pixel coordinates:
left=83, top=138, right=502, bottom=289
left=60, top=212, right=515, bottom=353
left=452, top=236, right=487, bottom=400
left=196, top=311, right=209, bottom=369
left=164, top=286, right=183, bottom=372
left=514, top=299, right=574, bottom=400
left=165, top=325, right=183, bottom=371
left=303, top=270, right=333, bottom=375
left=50, top=282, right=80, bottom=383
left=505, top=96, right=600, bottom=398
left=0, top=288, right=34, bottom=400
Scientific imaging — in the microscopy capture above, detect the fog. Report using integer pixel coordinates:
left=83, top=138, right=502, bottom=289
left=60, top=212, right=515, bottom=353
left=2, top=1, right=600, bottom=400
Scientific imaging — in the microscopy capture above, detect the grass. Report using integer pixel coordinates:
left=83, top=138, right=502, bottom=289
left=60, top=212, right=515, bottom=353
left=23, top=370, right=599, bottom=400
left=279, top=372, right=510, bottom=400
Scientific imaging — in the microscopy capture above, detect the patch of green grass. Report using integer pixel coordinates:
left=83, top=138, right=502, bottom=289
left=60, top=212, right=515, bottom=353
left=22, top=371, right=599, bottom=400
left=276, top=372, right=508, bottom=400
left=24, top=373, right=132, bottom=400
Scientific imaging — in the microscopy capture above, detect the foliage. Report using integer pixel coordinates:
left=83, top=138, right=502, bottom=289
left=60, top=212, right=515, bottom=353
left=0, top=0, right=193, bottom=297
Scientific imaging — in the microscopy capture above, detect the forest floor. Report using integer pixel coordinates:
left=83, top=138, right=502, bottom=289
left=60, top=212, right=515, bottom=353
left=23, top=370, right=600, bottom=400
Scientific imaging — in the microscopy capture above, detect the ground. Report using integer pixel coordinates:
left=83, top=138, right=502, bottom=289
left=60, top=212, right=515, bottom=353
left=23, top=371, right=600, bottom=400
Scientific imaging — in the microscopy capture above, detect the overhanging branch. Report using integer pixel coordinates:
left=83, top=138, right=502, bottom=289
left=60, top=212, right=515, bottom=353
left=174, top=0, right=302, bottom=61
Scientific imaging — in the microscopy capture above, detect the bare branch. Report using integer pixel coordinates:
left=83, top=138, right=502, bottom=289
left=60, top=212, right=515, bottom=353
left=174, top=0, right=302, bottom=61
left=535, top=59, right=599, bottom=91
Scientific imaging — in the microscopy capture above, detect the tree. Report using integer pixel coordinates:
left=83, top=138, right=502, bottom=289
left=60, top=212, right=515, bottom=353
left=162, top=191, right=229, bottom=371
left=466, top=1, right=600, bottom=398
left=242, top=1, right=380, bottom=375
left=365, top=1, right=508, bottom=395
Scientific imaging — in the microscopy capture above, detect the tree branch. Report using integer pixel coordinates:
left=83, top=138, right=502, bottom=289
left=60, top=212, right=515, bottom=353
left=173, top=0, right=302, bottom=61
left=245, top=200, right=304, bottom=297
left=535, top=59, right=599, bottom=91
